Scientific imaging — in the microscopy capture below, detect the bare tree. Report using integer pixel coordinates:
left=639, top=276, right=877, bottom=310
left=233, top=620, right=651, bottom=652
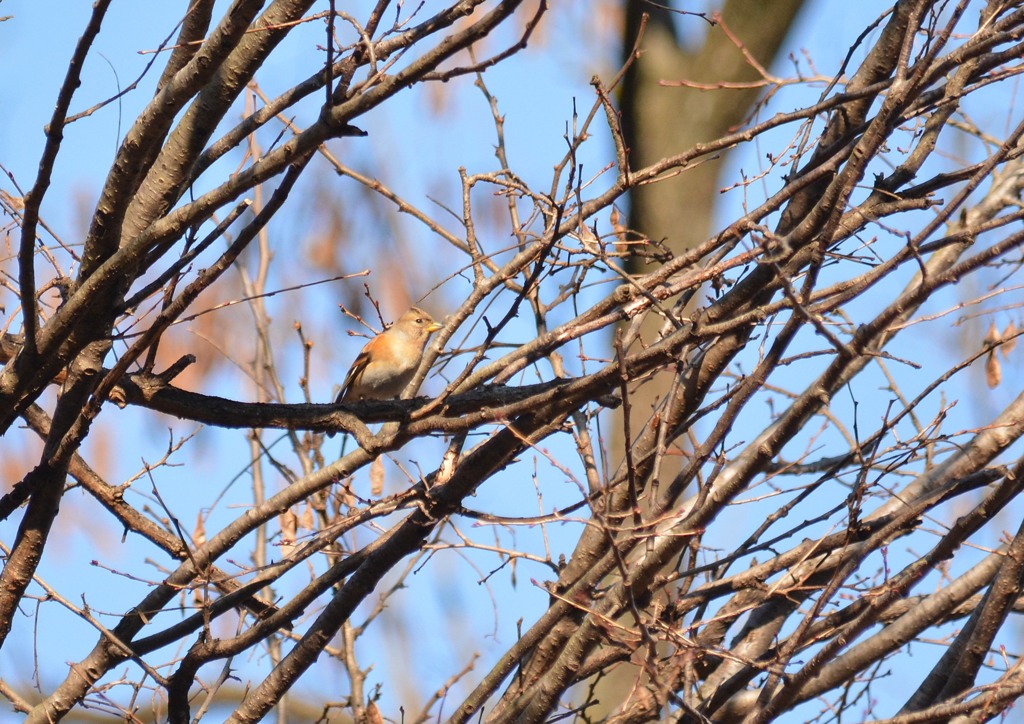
left=2, top=1, right=1024, bottom=722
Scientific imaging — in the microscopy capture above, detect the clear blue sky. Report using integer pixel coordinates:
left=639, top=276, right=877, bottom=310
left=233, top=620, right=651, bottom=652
left=0, top=1, right=1016, bottom=719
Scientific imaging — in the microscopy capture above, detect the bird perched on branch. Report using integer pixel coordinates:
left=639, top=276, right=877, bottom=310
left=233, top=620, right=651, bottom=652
left=336, top=306, right=443, bottom=403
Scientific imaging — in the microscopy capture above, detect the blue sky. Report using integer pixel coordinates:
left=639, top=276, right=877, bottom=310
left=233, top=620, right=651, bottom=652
left=1, top=1, right=1020, bottom=720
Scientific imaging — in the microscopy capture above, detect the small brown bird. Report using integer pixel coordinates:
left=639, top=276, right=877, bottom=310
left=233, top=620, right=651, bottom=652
left=336, top=306, right=443, bottom=402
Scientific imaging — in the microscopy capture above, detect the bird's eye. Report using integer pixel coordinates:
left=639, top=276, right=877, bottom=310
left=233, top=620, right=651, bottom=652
left=416, top=318, right=424, bottom=324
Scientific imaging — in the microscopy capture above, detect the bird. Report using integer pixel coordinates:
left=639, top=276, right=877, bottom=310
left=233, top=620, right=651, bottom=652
left=336, top=306, right=443, bottom=403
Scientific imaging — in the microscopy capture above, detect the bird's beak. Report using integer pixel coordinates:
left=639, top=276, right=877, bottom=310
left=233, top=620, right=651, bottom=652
left=427, top=321, right=443, bottom=333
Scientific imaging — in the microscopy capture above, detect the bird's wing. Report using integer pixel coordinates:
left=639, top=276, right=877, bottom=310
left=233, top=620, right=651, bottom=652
left=337, top=350, right=371, bottom=402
